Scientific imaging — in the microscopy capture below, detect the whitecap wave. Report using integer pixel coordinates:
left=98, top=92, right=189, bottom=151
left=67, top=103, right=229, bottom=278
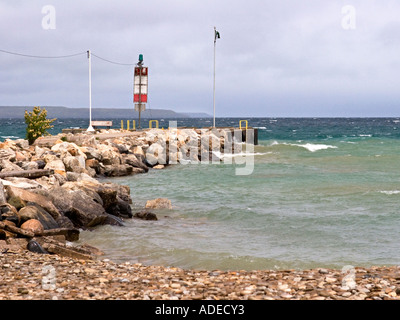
left=270, top=141, right=280, bottom=146
left=270, top=141, right=337, bottom=152
left=213, top=151, right=271, bottom=158
left=296, top=143, right=337, bottom=152
left=379, top=190, right=400, bottom=195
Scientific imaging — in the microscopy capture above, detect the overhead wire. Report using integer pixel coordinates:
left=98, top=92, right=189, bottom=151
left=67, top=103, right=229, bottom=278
left=0, top=49, right=135, bottom=66
left=0, top=48, right=139, bottom=120
left=91, top=53, right=134, bottom=66
left=0, top=49, right=86, bottom=59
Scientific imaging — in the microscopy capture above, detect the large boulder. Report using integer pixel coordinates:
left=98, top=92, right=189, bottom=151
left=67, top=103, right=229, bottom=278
left=102, top=214, right=125, bottom=226
left=47, top=187, right=108, bottom=228
left=132, top=146, right=145, bottom=156
left=55, top=215, right=75, bottom=229
left=6, top=186, right=61, bottom=220
left=123, top=154, right=149, bottom=172
left=97, top=145, right=121, bottom=166
left=15, top=151, right=29, bottom=162
left=80, top=135, right=98, bottom=148
left=63, top=181, right=133, bottom=218
left=0, top=147, right=16, bottom=162
left=113, top=143, right=129, bottom=154
left=134, top=210, right=158, bottom=221
left=18, top=205, right=59, bottom=230
left=20, top=219, right=44, bottom=234
left=33, top=146, right=47, bottom=159
left=0, top=159, right=23, bottom=172
left=63, top=156, right=86, bottom=173
left=51, top=142, right=86, bottom=159
left=102, top=164, right=137, bottom=177
left=44, top=159, right=66, bottom=177
left=114, top=197, right=132, bottom=218
left=21, top=161, right=40, bottom=171
left=14, top=139, right=29, bottom=149
left=1, top=177, right=44, bottom=190
left=145, top=142, right=167, bottom=166
left=80, top=146, right=102, bottom=161
left=0, top=203, right=20, bottom=225
left=85, top=159, right=100, bottom=173
left=102, top=183, right=131, bottom=204
left=145, top=198, right=172, bottom=210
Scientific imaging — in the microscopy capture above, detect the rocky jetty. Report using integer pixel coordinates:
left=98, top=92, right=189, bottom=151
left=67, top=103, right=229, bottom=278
left=0, top=127, right=239, bottom=258
left=0, top=131, right=149, bottom=259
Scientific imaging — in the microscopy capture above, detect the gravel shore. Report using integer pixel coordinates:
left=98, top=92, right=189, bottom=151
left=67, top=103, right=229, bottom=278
left=1, top=248, right=399, bottom=300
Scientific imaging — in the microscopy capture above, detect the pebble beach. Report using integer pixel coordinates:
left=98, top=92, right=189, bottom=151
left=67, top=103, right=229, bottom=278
left=1, top=248, right=400, bottom=300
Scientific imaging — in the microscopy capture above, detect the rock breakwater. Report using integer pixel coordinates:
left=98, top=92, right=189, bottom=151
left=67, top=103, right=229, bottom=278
left=0, top=127, right=243, bottom=258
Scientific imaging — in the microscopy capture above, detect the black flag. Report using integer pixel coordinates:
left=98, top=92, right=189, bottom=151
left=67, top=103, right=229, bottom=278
left=214, top=29, right=220, bottom=42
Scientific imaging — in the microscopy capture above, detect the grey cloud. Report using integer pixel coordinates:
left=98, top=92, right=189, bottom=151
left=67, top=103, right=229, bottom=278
left=0, top=0, right=399, bottom=116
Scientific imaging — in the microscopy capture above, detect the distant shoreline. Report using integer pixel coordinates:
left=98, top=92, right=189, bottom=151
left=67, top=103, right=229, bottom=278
left=0, top=106, right=212, bottom=119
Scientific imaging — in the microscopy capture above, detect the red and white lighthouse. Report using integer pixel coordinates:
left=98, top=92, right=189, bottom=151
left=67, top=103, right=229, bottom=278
left=134, top=66, right=148, bottom=103
left=133, top=54, right=147, bottom=129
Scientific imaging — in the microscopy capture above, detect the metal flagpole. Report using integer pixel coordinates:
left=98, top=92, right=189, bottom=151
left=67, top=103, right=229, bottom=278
left=87, top=49, right=94, bottom=132
left=138, top=60, right=142, bottom=129
left=213, top=27, right=217, bottom=128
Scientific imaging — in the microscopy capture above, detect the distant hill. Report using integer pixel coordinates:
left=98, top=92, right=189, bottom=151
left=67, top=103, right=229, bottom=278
left=0, top=106, right=211, bottom=119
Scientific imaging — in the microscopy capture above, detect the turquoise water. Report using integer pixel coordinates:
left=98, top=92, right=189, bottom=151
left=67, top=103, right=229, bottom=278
left=2, top=117, right=400, bottom=270
left=81, top=118, right=400, bottom=271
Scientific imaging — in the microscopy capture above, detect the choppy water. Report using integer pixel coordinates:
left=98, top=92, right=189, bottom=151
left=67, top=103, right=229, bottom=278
left=2, top=117, right=400, bottom=270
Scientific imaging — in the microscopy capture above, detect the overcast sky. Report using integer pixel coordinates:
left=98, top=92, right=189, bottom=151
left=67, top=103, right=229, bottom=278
left=0, top=0, right=399, bottom=117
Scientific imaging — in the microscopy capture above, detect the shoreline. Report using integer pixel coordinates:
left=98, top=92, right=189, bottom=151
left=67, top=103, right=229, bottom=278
left=1, top=248, right=399, bottom=300
left=1, top=128, right=399, bottom=300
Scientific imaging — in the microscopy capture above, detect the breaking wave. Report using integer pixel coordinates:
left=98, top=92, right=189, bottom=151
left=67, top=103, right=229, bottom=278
left=270, top=141, right=337, bottom=152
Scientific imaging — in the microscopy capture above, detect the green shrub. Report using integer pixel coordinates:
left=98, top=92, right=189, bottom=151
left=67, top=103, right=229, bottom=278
left=24, top=106, right=56, bottom=145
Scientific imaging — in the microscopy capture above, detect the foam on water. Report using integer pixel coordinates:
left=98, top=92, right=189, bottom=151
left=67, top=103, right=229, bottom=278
left=213, top=151, right=271, bottom=158
left=380, top=190, right=400, bottom=195
left=270, top=141, right=338, bottom=152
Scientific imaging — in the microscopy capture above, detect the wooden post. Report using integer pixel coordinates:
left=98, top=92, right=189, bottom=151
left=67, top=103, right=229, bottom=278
left=0, top=169, right=54, bottom=179
left=0, top=222, right=34, bottom=238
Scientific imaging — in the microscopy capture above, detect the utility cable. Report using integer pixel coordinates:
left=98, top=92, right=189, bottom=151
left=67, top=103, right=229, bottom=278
left=91, top=53, right=135, bottom=66
left=0, top=49, right=86, bottom=59
left=0, top=49, right=134, bottom=66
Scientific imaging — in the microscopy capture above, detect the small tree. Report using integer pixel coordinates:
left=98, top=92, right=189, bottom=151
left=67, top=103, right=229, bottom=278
left=24, top=106, right=56, bottom=145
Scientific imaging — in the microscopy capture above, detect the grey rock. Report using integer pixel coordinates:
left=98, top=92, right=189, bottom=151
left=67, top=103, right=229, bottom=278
left=102, top=214, right=125, bottom=226
left=47, top=187, right=107, bottom=229
left=27, top=239, right=49, bottom=254
left=134, top=210, right=158, bottom=221
left=123, top=154, right=149, bottom=172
